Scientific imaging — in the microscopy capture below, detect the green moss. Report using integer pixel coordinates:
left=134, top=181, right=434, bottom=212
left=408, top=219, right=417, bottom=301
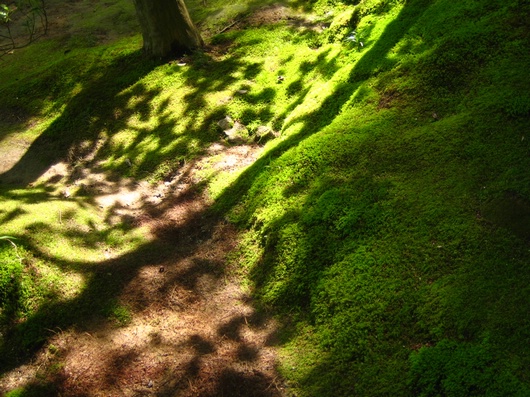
left=1, top=0, right=529, bottom=394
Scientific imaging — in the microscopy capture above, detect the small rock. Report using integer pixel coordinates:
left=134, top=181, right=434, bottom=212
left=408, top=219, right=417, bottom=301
left=125, top=158, right=132, bottom=167
left=237, top=89, right=248, bottom=94
left=224, top=121, right=249, bottom=143
left=217, top=116, right=234, bottom=131
left=219, top=96, right=233, bottom=104
left=254, top=125, right=277, bottom=143
left=147, top=380, right=153, bottom=388
left=177, top=62, right=187, bottom=66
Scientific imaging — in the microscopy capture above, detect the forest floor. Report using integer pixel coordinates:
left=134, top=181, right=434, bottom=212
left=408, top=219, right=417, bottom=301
left=1, top=140, right=290, bottom=396
left=0, top=2, right=295, bottom=395
left=4, top=0, right=529, bottom=395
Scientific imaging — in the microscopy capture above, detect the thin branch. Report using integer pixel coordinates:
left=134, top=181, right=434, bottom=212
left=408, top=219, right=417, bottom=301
left=0, top=0, right=48, bottom=56
left=217, top=19, right=240, bottom=34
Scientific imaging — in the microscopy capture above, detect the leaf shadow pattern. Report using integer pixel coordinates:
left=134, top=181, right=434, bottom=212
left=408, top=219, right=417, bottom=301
left=0, top=41, right=286, bottom=397
left=0, top=185, right=284, bottom=396
left=0, top=1, right=436, bottom=395
left=0, top=50, right=159, bottom=186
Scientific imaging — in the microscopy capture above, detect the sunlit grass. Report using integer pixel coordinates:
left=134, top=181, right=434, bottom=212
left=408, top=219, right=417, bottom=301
left=0, top=188, right=148, bottom=264
left=1, top=0, right=529, bottom=395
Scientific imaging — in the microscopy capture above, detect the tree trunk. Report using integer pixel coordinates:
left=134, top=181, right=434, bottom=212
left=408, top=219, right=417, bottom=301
left=132, top=0, right=203, bottom=58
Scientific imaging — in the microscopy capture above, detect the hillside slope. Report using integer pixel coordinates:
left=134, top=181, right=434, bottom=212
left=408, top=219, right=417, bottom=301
left=0, top=0, right=529, bottom=395
left=212, top=0, right=530, bottom=395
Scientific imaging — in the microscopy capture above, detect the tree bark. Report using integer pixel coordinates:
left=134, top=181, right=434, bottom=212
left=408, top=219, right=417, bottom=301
left=132, top=0, right=203, bottom=58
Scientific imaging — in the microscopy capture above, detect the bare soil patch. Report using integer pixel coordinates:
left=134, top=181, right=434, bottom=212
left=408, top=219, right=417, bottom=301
left=213, top=3, right=324, bottom=35
left=0, top=141, right=288, bottom=396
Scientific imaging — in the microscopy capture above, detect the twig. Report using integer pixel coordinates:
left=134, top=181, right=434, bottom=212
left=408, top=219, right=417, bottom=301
left=265, top=377, right=283, bottom=393
left=0, top=236, right=23, bottom=263
left=45, top=326, right=64, bottom=334
left=0, top=0, right=48, bottom=58
left=217, top=19, right=240, bottom=34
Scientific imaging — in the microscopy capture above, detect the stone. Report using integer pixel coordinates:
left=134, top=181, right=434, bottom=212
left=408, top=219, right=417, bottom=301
left=224, top=121, right=249, bottom=143
left=217, top=116, right=234, bottom=131
left=254, top=125, right=277, bottom=143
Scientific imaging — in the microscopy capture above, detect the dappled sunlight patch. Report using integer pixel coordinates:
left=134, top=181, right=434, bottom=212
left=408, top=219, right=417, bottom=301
left=30, top=263, right=86, bottom=304
left=1, top=0, right=529, bottom=395
left=0, top=197, right=146, bottom=264
left=199, top=142, right=264, bottom=199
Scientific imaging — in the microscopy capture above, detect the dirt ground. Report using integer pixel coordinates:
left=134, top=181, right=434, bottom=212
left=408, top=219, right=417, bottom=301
left=0, top=2, right=305, bottom=395
left=0, top=138, right=290, bottom=396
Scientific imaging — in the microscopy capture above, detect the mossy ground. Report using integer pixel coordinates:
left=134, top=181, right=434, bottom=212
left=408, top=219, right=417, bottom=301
left=1, top=0, right=529, bottom=395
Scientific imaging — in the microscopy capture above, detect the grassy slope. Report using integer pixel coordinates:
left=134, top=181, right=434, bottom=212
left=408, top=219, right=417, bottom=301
left=0, top=0, right=529, bottom=395
left=213, top=0, right=530, bottom=395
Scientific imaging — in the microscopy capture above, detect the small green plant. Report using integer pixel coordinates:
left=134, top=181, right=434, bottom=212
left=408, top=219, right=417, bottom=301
left=0, top=3, right=10, bottom=23
left=5, top=388, right=25, bottom=397
left=0, top=236, right=28, bottom=324
left=4, top=383, right=57, bottom=397
left=344, top=31, right=364, bottom=47
left=0, top=0, right=48, bottom=58
left=0, top=235, right=22, bottom=262
left=104, top=301, right=132, bottom=327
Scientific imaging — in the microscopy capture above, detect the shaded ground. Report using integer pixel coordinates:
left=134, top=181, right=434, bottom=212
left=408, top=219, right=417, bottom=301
left=0, top=3, right=331, bottom=395
left=0, top=140, right=288, bottom=396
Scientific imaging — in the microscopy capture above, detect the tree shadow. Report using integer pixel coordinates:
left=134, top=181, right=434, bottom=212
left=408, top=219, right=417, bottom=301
left=0, top=1, right=437, bottom=395
left=215, top=0, right=434, bottom=213
left=0, top=183, right=283, bottom=395
left=0, top=37, right=283, bottom=397
left=0, top=49, right=159, bottom=186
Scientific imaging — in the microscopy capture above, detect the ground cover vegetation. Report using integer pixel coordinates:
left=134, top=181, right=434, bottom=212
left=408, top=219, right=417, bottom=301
left=0, top=0, right=529, bottom=395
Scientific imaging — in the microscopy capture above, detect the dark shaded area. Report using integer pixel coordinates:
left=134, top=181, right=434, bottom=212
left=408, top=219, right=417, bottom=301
left=203, top=369, right=280, bottom=397
left=481, top=191, right=530, bottom=241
